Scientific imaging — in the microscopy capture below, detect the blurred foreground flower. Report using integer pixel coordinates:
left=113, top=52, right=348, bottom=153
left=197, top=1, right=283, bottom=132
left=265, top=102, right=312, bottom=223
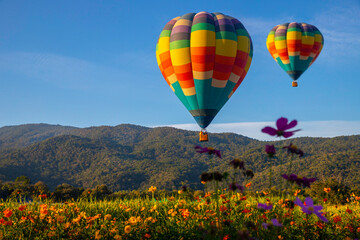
left=283, top=143, right=304, bottom=157
left=265, top=145, right=276, bottom=157
left=261, top=117, right=300, bottom=138
left=282, top=174, right=316, bottom=188
left=229, top=183, right=244, bottom=192
left=229, top=159, right=245, bottom=169
left=195, top=146, right=222, bottom=158
left=294, top=197, right=328, bottom=222
left=262, top=218, right=283, bottom=229
left=258, top=203, right=273, bottom=210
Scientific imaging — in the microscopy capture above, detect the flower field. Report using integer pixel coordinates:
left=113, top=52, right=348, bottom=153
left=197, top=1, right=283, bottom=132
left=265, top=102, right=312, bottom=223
left=0, top=191, right=359, bottom=239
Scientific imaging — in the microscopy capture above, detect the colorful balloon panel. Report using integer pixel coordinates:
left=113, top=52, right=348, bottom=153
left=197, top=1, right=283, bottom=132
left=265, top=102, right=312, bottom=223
left=266, top=22, right=324, bottom=83
left=156, top=12, right=252, bottom=129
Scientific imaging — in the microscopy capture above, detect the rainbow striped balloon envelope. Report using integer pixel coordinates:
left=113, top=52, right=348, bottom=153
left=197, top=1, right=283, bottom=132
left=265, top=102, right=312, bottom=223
left=266, top=22, right=324, bottom=87
left=156, top=12, right=253, bottom=132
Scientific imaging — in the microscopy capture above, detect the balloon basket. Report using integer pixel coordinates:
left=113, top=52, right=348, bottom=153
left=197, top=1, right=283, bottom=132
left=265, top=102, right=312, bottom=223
left=199, top=130, right=208, bottom=142
left=292, top=81, right=298, bottom=87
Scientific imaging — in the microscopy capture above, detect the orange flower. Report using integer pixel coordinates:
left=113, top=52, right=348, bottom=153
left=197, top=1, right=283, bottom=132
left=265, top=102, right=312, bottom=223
left=333, top=215, right=342, bottom=223
left=3, top=209, right=13, bottom=218
left=180, top=209, right=190, bottom=218
left=95, top=230, right=102, bottom=239
left=144, top=233, right=151, bottom=239
left=245, top=182, right=252, bottom=188
left=294, top=189, right=301, bottom=196
left=124, top=225, right=131, bottom=234
left=148, top=186, right=157, bottom=193
left=316, top=221, right=325, bottom=229
left=324, top=188, right=331, bottom=193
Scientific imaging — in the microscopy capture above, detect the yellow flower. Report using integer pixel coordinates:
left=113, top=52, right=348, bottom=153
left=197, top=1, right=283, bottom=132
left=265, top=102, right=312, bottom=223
left=104, top=214, right=112, bottom=220
left=124, top=225, right=131, bottom=234
left=178, top=190, right=183, bottom=195
left=148, top=186, right=157, bottom=192
left=140, top=207, right=146, bottom=211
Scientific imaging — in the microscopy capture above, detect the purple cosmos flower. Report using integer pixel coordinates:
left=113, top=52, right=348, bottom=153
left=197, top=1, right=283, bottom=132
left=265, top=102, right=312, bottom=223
left=195, top=145, right=222, bottom=158
left=262, top=218, right=283, bottom=229
left=229, top=159, right=245, bottom=169
left=257, top=203, right=273, bottom=210
left=261, top=117, right=300, bottom=138
left=282, top=174, right=316, bottom=188
left=229, top=183, right=244, bottom=192
left=265, top=145, right=276, bottom=157
left=294, top=197, right=328, bottom=222
left=283, top=143, right=304, bottom=157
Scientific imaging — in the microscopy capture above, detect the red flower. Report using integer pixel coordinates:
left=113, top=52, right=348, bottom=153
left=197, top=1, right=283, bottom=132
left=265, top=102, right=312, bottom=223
left=223, top=235, right=230, bottom=240
left=242, top=209, right=251, bottom=213
left=18, top=205, right=26, bottom=211
left=262, top=117, right=300, bottom=138
left=3, top=209, right=13, bottom=218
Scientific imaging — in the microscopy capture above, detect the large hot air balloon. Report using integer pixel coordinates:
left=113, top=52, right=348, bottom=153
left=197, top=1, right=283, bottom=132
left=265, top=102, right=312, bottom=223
left=266, top=22, right=324, bottom=87
left=156, top=12, right=253, bottom=141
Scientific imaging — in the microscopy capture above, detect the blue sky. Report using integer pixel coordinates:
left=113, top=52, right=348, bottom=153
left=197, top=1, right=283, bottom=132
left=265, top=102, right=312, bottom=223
left=0, top=0, right=359, bottom=140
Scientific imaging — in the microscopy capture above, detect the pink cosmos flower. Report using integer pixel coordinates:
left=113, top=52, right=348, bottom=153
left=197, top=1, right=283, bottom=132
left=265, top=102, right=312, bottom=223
left=261, top=117, right=300, bottom=138
left=294, top=197, right=328, bottom=222
left=195, top=145, right=222, bottom=158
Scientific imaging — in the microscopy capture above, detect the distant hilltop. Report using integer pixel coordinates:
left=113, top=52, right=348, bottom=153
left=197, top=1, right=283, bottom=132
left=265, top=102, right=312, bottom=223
left=0, top=123, right=359, bottom=191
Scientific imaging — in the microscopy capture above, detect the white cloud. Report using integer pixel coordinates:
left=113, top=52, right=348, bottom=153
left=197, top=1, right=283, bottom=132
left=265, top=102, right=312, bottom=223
left=154, top=121, right=360, bottom=141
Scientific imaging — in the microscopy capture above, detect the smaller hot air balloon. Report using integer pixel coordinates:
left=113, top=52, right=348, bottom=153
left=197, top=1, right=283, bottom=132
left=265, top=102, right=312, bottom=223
left=266, top=22, right=324, bottom=87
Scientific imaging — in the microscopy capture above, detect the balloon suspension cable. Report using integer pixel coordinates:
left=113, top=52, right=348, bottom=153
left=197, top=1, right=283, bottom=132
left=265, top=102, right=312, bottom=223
left=199, top=128, right=209, bottom=142
left=292, top=80, right=298, bottom=87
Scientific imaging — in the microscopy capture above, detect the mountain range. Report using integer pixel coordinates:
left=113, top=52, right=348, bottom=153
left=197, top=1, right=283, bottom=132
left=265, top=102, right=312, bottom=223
left=0, top=123, right=359, bottom=191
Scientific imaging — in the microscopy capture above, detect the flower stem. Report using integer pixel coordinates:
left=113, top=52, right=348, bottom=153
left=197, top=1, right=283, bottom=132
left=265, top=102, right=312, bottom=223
left=268, top=167, right=273, bottom=189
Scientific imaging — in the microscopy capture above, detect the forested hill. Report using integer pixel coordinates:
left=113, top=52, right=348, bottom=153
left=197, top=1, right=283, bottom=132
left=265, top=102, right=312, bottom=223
left=0, top=124, right=359, bottom=191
